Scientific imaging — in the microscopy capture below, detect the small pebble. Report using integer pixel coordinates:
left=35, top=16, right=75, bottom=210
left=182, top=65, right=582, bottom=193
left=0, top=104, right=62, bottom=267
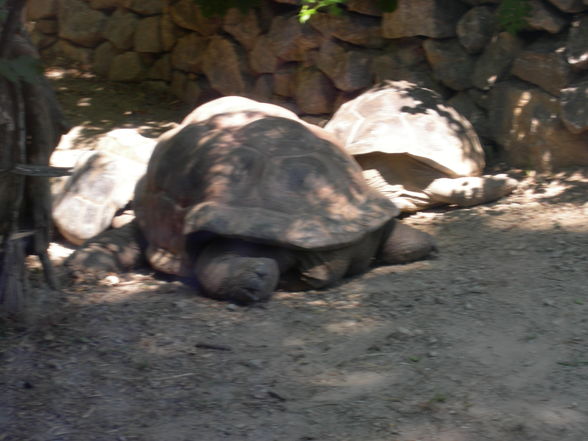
left=102, top=275, right=119, bottom=286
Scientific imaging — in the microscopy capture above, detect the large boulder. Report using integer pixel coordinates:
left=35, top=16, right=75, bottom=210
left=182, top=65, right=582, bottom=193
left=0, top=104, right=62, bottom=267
left=489, top=81, right=588, bottom=169
left=58, top=0, right=107, bottom=48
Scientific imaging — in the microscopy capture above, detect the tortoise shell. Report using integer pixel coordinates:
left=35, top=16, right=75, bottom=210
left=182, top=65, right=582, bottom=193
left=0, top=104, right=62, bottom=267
left=134, top=104, right=398, bottom=276
left=324, top=80, right=486, bottom=178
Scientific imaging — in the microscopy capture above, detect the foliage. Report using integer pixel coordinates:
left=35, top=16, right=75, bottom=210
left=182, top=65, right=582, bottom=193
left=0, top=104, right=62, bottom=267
left=190, top=0, right=529, bottom=32
left=191, top=0, right=397, bottom=21
left=497, top=0, right=531, bottom=34
left=299, top=0, right=346, bottom=23
left=299, top=0, right=397, bottom=23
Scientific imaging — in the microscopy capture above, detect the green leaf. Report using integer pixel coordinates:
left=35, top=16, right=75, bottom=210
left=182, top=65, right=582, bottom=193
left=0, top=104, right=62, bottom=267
left=379, top=0, right=398, bottom=12
left=498, top=0, right=531, bottom=34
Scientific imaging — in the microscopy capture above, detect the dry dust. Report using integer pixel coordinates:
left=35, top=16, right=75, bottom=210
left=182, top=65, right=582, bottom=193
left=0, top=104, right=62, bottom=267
left=1, top=72, right=587, bottom=441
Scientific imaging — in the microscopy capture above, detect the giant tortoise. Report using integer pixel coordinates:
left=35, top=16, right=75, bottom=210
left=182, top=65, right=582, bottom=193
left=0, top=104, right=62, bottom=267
left=66, top=97, right=436, bottom=304
left=325, top=81, right=518, bottom=212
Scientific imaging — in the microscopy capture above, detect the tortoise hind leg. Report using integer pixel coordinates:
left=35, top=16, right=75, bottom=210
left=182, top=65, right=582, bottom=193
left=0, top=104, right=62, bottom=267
left=194, top=239, right=290, bottom=304
left=424, top=174, right=518, bottom=208
left=65, top=220, right=145, bottom=280
left=378, top=221, right=437, bottom=264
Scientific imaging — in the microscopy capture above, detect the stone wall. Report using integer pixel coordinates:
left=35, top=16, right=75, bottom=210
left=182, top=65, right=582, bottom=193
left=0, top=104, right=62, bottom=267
left=26, top=0, right=588, bottom=170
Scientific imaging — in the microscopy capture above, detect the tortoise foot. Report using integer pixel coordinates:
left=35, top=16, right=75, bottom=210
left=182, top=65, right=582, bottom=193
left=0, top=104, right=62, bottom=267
left=380, top=221, right=437, bottom=264
left=64, top=222, right=144, bottom=282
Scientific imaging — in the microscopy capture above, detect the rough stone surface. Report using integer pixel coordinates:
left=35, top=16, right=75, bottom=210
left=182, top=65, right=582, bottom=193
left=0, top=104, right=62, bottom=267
left=382, top=0, right=467, bottom=38
left=457, top=6, right=497, bottom=54
left=315, top=39, right=372, bottom=92
left=170, top=70, right=188, bottom=100
left=526, top=0, right=568, bottom=33
left=168, top=0, right=221, bottom=35
left=182, top=79, right=203, bottom=106
left=34, top=19, right=58, bottom=34
left=252, top=74, right=274, bottom=102
left=171, top=33, right=208, bottom=73
left=370, top=38, right=440, bottom=92
left=108, top=51, right=145, bottom=81
left=309, top=11, right=384, bottom=48
left=560, top=78, right=588, bottom=134
left=26, top=0, right=58, bottom=20
left=567, top=14, right=588, bottom=69
left=123, top=0, right=162, bottom=15
left=55, top=40, right=93, bottom=66
left=546, top=0, right=587, bottom=12
left=273, top=64, right=297, bottom=97
left=423, top=39, right=476, bottom=91
left=88, top=0, right=122, bottom=9
left=30, top=30, right=57, bottom=50
left=346, top=0, right=384, bottom=16
left=160, top=13, right=184, bottom=52
left=222, top=8, right=261, bottom=51
left=26, top=0, right=588, bottom=170
left=147, top=54, right=172, bottom=81
left=202, top=36, right=251, bottom=96
left=448, top=91, right=491, bottom=140
left=511, top=37, right=573, bottom=96
left=473, top=32, right=523, bottom=90
left=250, top=35, right=280, bottom=74
left=93, top=41, right=120, bottom=77
left=58, top=0, right=107, bottom=48
left=489, top=81, right=588, bottom=169
left=295, top=68, right=336, bottom=114
left=134, top=16, right=162, bottom=53
left=104, top=8, right=138, bottom=51
left=268, top=15, right=321, bottom=62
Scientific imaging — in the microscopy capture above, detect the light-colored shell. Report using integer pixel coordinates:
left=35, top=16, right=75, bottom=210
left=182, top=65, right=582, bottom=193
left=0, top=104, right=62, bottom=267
left=324, top=81, right=486, bottom=178
left=134, top=99, right=398, bottom=277
left=52, top=129, right=156, bottom=245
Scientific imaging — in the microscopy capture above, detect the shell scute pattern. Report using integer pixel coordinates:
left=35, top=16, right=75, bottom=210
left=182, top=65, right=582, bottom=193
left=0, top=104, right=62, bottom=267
left=135, top=113, right=398, bottom=276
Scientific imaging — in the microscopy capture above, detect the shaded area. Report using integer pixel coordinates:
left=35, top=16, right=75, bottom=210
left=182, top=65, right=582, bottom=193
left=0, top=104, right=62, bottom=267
left=1, top=175, right=587, bottom=440
left=48, top=69, right=189, bottom=147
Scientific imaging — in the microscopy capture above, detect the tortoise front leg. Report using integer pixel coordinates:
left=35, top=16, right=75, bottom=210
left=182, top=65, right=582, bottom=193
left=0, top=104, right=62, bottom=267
left=378, top=221, right=437, bottom=265
left=65, top=220, right=145, bottom=280
left=194, top=239, right=288, bottom=304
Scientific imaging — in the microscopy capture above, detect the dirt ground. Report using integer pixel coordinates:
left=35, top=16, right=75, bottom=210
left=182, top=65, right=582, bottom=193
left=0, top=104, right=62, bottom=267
left=1, top=72, right=588, bottom=441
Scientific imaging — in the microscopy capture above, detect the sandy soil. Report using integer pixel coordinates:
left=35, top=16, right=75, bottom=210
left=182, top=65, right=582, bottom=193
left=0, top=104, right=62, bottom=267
left=1, top=72, right=587, bottom=441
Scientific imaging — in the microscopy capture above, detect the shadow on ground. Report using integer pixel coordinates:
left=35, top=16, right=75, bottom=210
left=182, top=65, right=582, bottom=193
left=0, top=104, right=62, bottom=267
left=1, top=185, right=587, bottom=440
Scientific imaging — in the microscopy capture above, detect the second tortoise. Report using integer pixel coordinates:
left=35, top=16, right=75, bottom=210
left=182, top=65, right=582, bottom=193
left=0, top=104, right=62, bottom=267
left=325, top=81, right=518, bottom=212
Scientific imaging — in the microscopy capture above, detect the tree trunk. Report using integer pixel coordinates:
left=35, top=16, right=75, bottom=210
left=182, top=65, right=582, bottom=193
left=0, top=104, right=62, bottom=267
left=0, top=0, right=70, bottom=317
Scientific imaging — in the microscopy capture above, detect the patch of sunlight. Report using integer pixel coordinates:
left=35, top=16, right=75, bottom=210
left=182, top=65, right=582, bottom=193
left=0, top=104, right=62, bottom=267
left=48, top=242, right=75, bottom=262
left=532, top=405, right=585, bottom=425
left=310, top=371, right=397, bottom=402
left=400, top=427, right=469, bottom=441
left=468, top=401, right=585, bottom=427
left=55, top=125, right=85, bottom=150
left=487, top=209, right=588, bottom=233
left=324, top=319, right=379, bottom=335
left=77, top=97, right=92, bottom=107
left=282, top=336, right=306, bottom=347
